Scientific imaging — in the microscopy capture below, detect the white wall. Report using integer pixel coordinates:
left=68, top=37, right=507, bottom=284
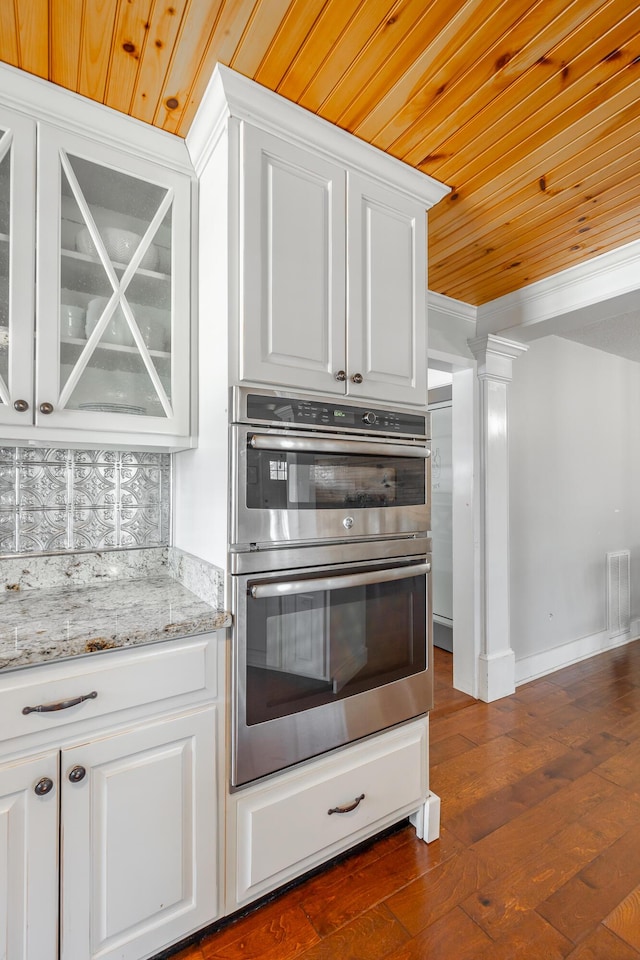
left=509, top=335, right=640, bottom=678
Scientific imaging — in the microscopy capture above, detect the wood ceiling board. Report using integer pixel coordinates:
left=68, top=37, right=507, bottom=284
left=428, top=70, right=640, bottom=268
left=156, top=0, right=251, bottom=134
left=430, top=144, right=640, bottom=289
left=129, top=0, right=190, bottom=124
left=103, top=0, right=155, bottom=114
left=16, top=0, right=48, bottom=78
left=351, top=0, right=515, bottom=146
left=410, top=0, right=640, bottom=191
left=398, top=0, right=622, bottom=170
left=437, top=176, right=640, bottom=304
left=254, top=0, right=328, bottom=90
left=78, top=0, right=117, bottom=102
left=294, top=0, right=409, bottom=114
left=275, top=0, right=365, bottom=103
left=422, top=22, right=640, bottom=192
left=315, top=0, right=441, bottom=125
left=50, top=0, right=85, bottom=90
left=0, top=4, right=20, bottom=67
left=375, top=0, right=564, bottom=158
left=229, top=0, right=296, bottom=76
left=436, top=195, right=640, bottom=304
left=429, top=101, right=640, bottom=271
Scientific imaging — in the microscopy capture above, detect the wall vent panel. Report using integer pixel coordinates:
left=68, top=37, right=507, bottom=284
left=607, top=550, right=631, bottom=638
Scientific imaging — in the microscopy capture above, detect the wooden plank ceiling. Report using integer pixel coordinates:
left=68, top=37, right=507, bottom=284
left=1, top=0, right=639, bottom=306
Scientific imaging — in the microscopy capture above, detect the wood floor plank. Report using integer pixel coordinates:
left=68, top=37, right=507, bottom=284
left=462, top=787, right=640, bottom=940
left=538, top=822, right=640, bottom=943
left=297, top=826, right=454, bottom=937
left=199, top=901, right=319, bottom=959
left=604, top=886, right=640, bottom=952
left=384, top=849, right=498, bottom=937
left=472, top=909, right=573, bottom=960
left=291, top=903, right=409, bottom=960
left=383, top=906, right=493, bottom=960
left=564, top=925, right=640, bottom=959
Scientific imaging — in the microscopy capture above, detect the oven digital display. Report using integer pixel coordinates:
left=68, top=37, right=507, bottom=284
left=333, top=409, right=353, bottom=423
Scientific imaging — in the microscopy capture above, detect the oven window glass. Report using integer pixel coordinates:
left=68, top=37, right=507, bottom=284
left=245, top=566, right=426, bottom=725
left=246, top=450, right=425, bottom=511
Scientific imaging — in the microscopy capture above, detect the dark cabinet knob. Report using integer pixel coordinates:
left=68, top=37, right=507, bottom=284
left=34, top=777, right=54, bottom=796
left=68, top=765, right=86, bottom=783
left=334, top=370, right=347, bottom=382
left=351, top=373, right=363, bottom=384
left=13, top=399, right=29, bottom=412
left=39, top=402, right=54, bottom=415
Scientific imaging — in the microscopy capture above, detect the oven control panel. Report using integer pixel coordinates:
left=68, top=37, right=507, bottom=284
left=245, top=393, right=427, bottom=437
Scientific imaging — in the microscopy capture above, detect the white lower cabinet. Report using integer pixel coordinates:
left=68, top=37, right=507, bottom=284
left=60, top=707, right=217, bottom=960
left=0, top=634, right=222, bottom=960
left=226, top=716, right=429, bottom=911
left=0, top=751, right=59, bottom=960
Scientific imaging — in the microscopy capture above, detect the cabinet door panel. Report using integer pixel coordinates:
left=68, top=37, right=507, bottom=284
left=0, top=752, right=58, bottom=960
left=36, top=125, right=191, bottom=441
left=60, top=707, right=218, bottom=960
left=347, top=174, right=427, bottom=406
left=0, top=106, right=35, bottom=427
left=242, top=125, right=346, bottom=394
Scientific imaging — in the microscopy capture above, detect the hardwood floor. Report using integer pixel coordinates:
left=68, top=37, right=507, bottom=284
left=168, top=643, right=640, bottom=960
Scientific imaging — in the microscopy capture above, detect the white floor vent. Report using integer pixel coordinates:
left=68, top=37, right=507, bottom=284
left=607, top=550, right=631, bottom=638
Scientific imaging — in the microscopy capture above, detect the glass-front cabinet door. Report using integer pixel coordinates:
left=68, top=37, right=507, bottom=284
left=0, top=107, right=36, bottom=428
left=36, top=126, right=191, bottom=441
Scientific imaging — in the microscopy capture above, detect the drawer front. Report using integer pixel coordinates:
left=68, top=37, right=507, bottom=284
left=0, top=636, right=213, bottom=744
left=233, top=717, right=428, bottom=905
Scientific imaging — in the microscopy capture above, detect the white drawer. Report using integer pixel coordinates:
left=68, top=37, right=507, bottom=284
left=231, top=717, right=428, bottom=907
left=0, top=635, right=214, bottom=745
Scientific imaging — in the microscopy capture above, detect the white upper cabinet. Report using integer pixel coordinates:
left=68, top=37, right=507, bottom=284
left=0, top=69, right=194, bottom=450
left=36, top=127, right=191, bottom=444
left=187, top=65, right=448, bottom=409
left=0, top=105, right=36, bottom=428
left=346, top=173, right=426, bottom=405
left=241, top=125, right=346, bottom=395
left=240, top=126, right=427, bottom=405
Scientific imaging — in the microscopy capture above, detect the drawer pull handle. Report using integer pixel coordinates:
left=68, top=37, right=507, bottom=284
left=34, top=777, right=54, bottom=796
left=22, top=690, right=98, bottom=715
left=328, top=793, right=365, bottom=815
left=68, top=765, right=86, bottom=783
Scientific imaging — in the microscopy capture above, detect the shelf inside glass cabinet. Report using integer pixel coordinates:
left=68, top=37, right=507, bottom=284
left=60, top=337, right=170, bottom=372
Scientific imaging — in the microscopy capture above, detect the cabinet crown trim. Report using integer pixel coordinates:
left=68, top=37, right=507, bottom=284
left=0, top=61, right=193, bottom=174
left=187, top=64, right=449, bottom=209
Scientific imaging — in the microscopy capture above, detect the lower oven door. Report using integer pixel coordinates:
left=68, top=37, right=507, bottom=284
left=231, top=555, right=432, bottom=787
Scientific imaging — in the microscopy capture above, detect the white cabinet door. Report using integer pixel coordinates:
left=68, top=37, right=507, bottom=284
left=36, top=125, right=192, bottom=442
left=0, top=751, right=58, bottom=960
left=60, top=707, right=218, bottom=960
left=347, top=173, right=427, bottom=406
left=241, top=125, right=347, bottom=395
left=0, top=105, right=36, bottom=428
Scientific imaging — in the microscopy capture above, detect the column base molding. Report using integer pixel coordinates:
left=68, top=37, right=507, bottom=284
left=410, top=791, right=441, bottom=843
left=478, top=649, right=515, bottom=702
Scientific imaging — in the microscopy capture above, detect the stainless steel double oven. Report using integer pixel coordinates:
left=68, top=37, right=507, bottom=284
left=229, top=387, right=433, bottom=787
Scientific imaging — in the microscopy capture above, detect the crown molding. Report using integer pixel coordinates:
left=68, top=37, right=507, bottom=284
left=0, top=61, right=192, bottom=173
left=427, top=290, right=477, bottom=324
left=476, top=237, right=640, bottom=335
left=188, top=64, right=449, bottom=208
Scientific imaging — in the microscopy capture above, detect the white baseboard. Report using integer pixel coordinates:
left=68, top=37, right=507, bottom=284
left=515, top=620, right=640, bottom=686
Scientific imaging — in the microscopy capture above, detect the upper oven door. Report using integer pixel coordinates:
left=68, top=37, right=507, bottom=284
left=230, top=425, right=431, bottom=548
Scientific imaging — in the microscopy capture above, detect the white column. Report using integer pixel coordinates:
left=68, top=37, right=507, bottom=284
left=468, top=335, right=528, bottom=701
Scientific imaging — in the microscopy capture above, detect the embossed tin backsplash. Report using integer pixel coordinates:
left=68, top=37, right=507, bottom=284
left=0, top=448, right=170, bottom=554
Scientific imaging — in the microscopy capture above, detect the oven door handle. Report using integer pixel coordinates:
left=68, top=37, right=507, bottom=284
left=250, top=562, right=431, bottom=599
left=248, top=433, right=430, bottom=459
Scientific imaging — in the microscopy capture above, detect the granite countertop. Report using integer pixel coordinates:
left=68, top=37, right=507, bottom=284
left=0, top=548, right=231, bottom=672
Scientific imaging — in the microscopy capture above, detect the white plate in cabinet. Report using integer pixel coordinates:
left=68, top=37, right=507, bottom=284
left=230, top=717, right=428, bottom=909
